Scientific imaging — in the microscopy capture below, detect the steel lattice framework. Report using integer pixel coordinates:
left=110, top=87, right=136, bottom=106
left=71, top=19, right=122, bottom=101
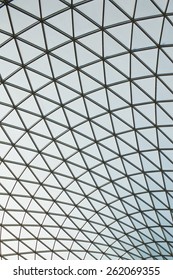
left=0, top=0, right=173, bottom=260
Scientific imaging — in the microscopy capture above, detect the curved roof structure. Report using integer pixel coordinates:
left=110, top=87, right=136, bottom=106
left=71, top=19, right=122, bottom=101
left=1, top=0, right=173, bottom=260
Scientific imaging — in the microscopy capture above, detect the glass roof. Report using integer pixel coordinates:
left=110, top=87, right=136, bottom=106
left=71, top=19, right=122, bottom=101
left=0, top=0, right=173, bottom=260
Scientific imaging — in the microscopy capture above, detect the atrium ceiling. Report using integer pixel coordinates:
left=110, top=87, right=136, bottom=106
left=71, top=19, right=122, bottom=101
left=0, top=0, right=173, bottom=259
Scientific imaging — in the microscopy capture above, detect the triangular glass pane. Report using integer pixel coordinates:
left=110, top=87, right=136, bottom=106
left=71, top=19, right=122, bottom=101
left=104, top=0, right=128, bottom=26
left=94, top=113, right=112, bottom=132
left=99, top=144, right=117, bottom=161
left=115, top=0, right=136, bottom=17
left=160, top=126, right=173, bottom=142
left=50, top=55, right=73, bottom=78
left=0, top=85, right=12, bottom=105
left=88, top=89, right=108, bottom=109
left=135, top=48, right=158, bottom=72
left=142, top=151, right=161, bottom=168
left=161, top=18, right=173, bottom=44
left=131, top=56, right=152, bottom=78
left=41, top=0, right=66, bottom=17
left=73, top=10, right=97, bottom=37
left=79, top=31, right=102, bottom=56
left=20, top=24, right=45, bottom=48
left=47, top=10, right=72, bottom=36
left=138, top=17, right=163, bottom=43
left=83, top=143, right=101, bottom=160
left=1, top=60, right=19, bottom=79
left=46, top=120, right=67, bottom=138
left=29, top=55, right=52, bottom=77
left=104, top=32, right=126, bottom=57
left=114, top=107, right=133, bottom=126
left=152, top=192, right=168, bottom=209
left=158, top=130, right=173, bottom=149
left=31, top=120, right=50, bottom=137
left=3, top=109, right=24, bottom=128
left=51, top=84, right=74, bottom=104
left=135, top=77, right=156, bottom=99
left=19, top=95, right=40, bottom=114
left=160, top=75, right=173, bottom=91
left=92, top=122, right=111, bottom=140
left=19, top=110, right=40, bottom=129
left=31, top=133, right=51, bottom=150
left=135, top=0, right=160, bottom=18
left=17, top=147, right=37, bottom=164
left=100, top=136, right=119, bottom=155
left=7, top=69, right=30, bottom=90
left=157, top=106, right=172, bottom=125
left=26, top=69, right=50, bottom=90
left=134, top=109, right=152, bottom=128
left=156, top=79, right=173, bottom=101
left=48, top=107, right=68, bottom=126
left=9, top=6, right=37, bottom=33
left=44, top=24, right=69, bottom=49
left=159, top=101, right=173, bottom=119
left=17, top=132, right=36, bottom=150
left=0, top=143, right=11, bottom=159
left=108, top=53, right=130, bottom=77
left=108, top=23, right=132, bottom=48
left=83, top=61, right=104, bottom=83
left=85, top=99, right=105, bottom=118
left=1, top=39, right=21, bottom=63
left=110, top=82, right=131, bottom=103
left=4, top=126, right=25, bottom=143
left=123, top=160, right=140, bottom=175
left=64, top=108, right=85, bottom=127
left=140, top=128, right=157, bottom=147
left=20, top=166, right=37, bottom=181
left=105, top=62, right=125, bottom=84
left=6, top=85, right=30, bottom=105
left=136, top=103, right=155, bottom=123
left=132, top=24, right=155, bottom=49
left=0, top=7, right=12, bottom=32
left=30, top=167, right=49, bottom=182
left=132, top=83, right=151, bottom=104
left=161, top=153, right=173, bottom=170
left=79, top=72, right=101, bottom=92
left=77, top=0, right=103, bottom=25
left=117, top=138, right=135, bottom=154
left=59, top=71, right=81, bottom=92
left=158, top=51, right=173, bottom=74
left=37, top=82, right=60, bottom=103
left=52, top=42, right=76, bottom=65
left=163, top=46, right=173, bottom=62
left=119, top=131, right=138, bottom=150
left=36, top=96, right=58, bottom=115
left=153, top=0, right=168, bottom=12
left=75, top=43, right=98, bottom=66
left=7, top=161, right=25, bottom=178
left=66, top=97, right=87, bottom=117
left=14, top=0, right=40, bottom=16
left=0, top=33, right=11, bottom=46
left=112, top=114, right=131, bottom=133
left=17, top=40, right=43, bottom=63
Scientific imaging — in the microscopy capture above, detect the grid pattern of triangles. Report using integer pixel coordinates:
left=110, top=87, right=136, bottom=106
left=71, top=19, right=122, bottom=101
left=1, top=0, right=173, bottom=260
